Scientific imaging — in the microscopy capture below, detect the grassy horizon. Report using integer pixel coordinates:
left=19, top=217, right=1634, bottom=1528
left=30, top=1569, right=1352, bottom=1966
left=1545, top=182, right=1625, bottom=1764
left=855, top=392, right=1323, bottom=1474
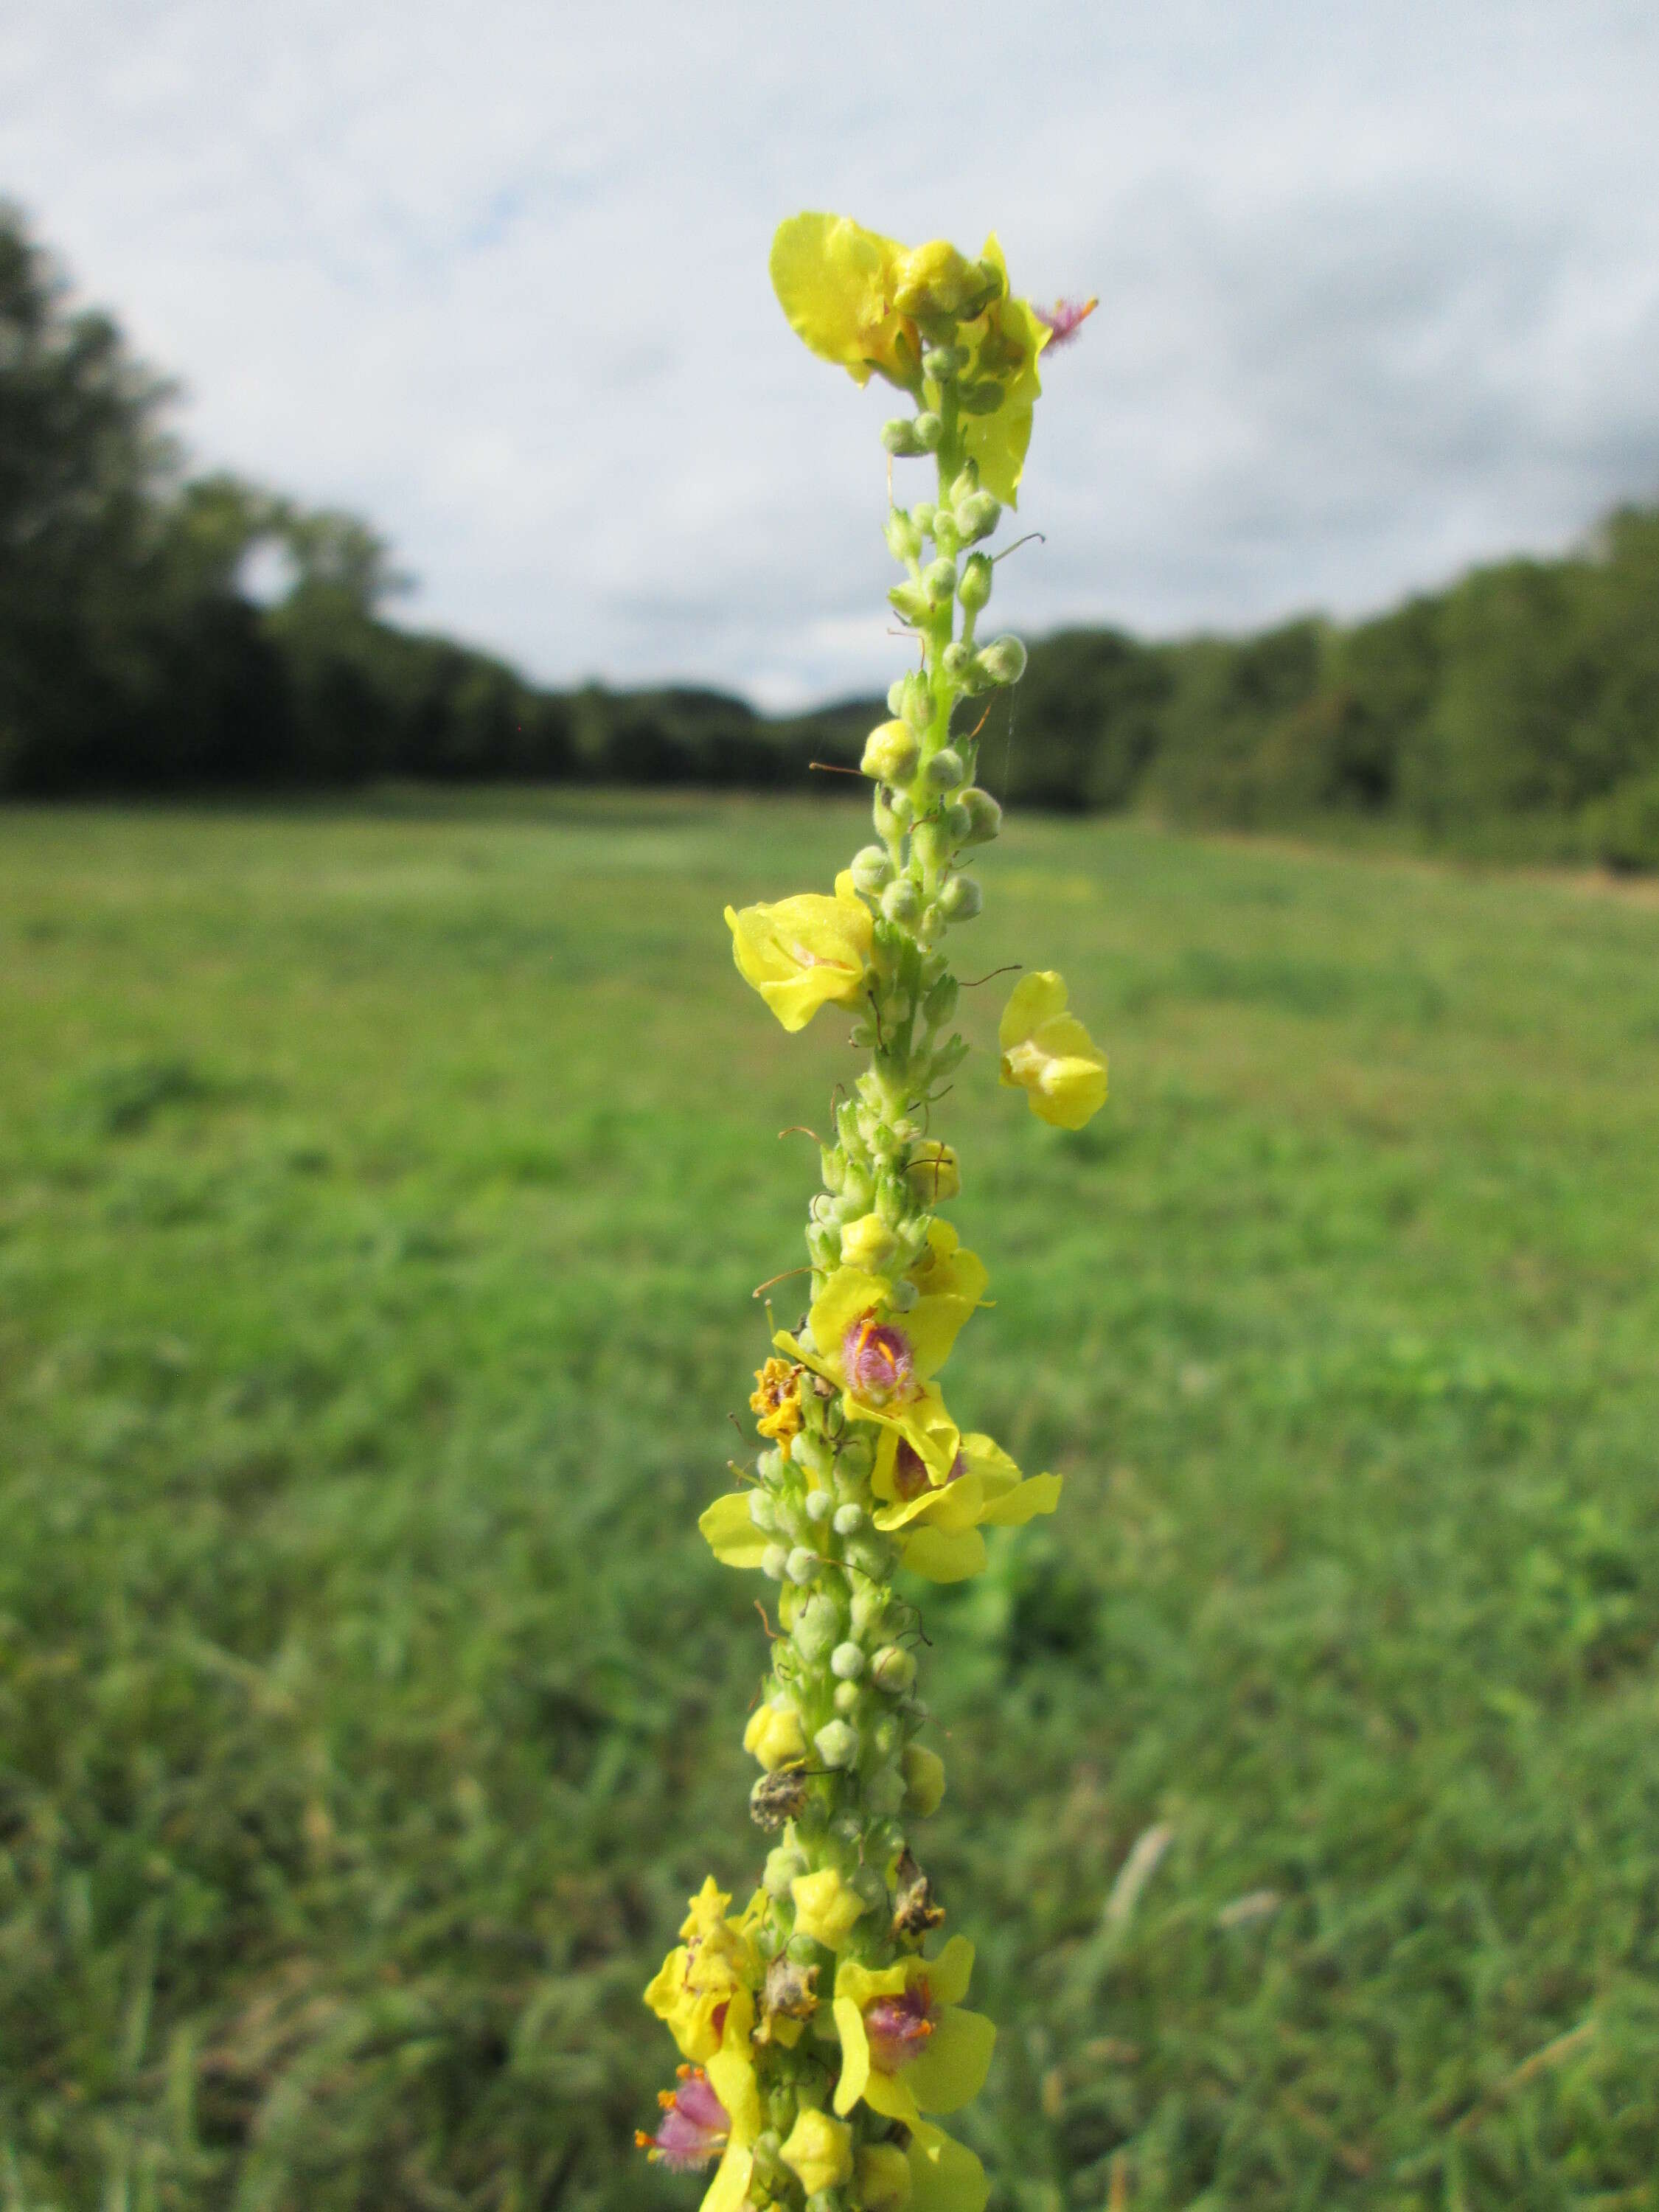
left=4, top=793, right=1659, bottom=2211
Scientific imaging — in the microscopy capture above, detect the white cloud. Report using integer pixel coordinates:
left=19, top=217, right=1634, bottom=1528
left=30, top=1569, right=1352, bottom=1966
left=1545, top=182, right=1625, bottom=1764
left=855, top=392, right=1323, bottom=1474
left=5, top=0, right=1659, bottom=701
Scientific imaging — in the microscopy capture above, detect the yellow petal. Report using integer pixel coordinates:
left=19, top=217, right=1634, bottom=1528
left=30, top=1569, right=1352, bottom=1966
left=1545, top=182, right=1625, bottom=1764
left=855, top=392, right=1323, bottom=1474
left=905, top=2120, right=989, bottom=2212
left=998, top=970, right=1069, bottom=1050
left=925, top=1935, right=976, bottom=2008
left=900, top=1524, right=988, bottom=1582
left=831, top=1994, right=870, bottom=2115
left=978, top=1470, right=1063, bottom=1526
left=769, top=213, right=921, bottom=391
left=902, top=1742, right=947, bottom=1817
left=807, top=1267, right=891, bottom=1367
left=905, top=2004, right=997, bottom=2115
left=707, top=2038, right=762, bottom=2148
left=700, top=2143, right=753, bottom=2212
left=698, top=1492, right=770, bottom=1569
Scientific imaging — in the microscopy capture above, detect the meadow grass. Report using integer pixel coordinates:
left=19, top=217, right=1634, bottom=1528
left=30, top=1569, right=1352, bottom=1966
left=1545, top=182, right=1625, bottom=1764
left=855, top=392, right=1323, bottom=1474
left=3, top=791, right=1658, bottom=2212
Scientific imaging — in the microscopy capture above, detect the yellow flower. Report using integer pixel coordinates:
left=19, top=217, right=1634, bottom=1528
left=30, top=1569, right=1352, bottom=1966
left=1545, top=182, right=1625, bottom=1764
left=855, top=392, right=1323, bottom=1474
left=743, top=1702, right=808, bottom=1773
left=699, top=2034, right=765, bottom=2212
left=769, top=215, right=1052, bottom=502
left=831, top=1936, right=996, bottom=2129
left=725, top=871, right=874, bottom=1032
left=998, top=970, right=1108, bottom=1130
left=773, top=1224, right=987, bottom=1481
left=644, top=1879, right=762, bottom=2065
left=750, top=1356, right=802, bottom=1457
left=871, top=1427, right=1063, bottom=1584
left=770, top=213, right=922, bottom=391
left=779, top=2107, right=855, bottom=2196
left=790, top=1865, right=869, bottom=1951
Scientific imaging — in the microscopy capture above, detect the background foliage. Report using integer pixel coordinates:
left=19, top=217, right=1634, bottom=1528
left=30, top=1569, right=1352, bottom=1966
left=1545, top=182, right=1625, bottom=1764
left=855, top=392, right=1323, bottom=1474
left=4, top=206, right=1659, bottom=870
left=4, top=793, right=1658, bottom=2211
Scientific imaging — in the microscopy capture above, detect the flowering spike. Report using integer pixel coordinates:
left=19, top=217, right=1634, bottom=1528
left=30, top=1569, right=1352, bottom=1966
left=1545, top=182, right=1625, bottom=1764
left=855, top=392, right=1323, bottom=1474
left=643, top=212, right=1109, bottom=2207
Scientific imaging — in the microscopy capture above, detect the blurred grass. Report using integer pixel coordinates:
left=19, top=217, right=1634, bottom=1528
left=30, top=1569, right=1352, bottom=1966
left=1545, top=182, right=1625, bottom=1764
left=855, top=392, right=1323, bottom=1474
left=3, top=791, right=1659, bottom=2212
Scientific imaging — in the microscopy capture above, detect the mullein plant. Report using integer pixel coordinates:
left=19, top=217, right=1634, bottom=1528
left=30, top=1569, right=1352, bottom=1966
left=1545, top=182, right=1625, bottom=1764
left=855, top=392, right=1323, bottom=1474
left=638, top=215, right=1106, bottom=2212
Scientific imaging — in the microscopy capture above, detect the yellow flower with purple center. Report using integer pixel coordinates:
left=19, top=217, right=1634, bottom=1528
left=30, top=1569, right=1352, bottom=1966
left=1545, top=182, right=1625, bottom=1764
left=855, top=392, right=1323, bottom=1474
left=998, top=970, right=1108, bottom=1130
left=872, top=1429, right=1062, bottom=1583
left=830, top=1935, right=996, bottom=2130
left=773, top=1225, right=987, bottom=1480
left=725, top=871, right=874, bottom=1033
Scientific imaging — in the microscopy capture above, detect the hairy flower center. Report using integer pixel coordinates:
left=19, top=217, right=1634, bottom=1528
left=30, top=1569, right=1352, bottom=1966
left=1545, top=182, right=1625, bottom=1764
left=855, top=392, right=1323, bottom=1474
left=844, top=1313, right=914, bottom=1402
left=638, top=2068, right=730, bottom=2171
left=863, top=1983, right=936, bottom=2073
left=892, top=1441, right=967, bottom=1500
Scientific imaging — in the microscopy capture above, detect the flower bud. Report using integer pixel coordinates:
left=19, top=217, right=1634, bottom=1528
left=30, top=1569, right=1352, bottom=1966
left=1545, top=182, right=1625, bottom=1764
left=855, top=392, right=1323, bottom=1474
left=938, top=874, right=982, bottom=922
left=881, top=417, right=928, bottom=458
left=905, top=1140, right=961, bottom=1203
left=748, top=1491, right=778, bottom=1531
left=959, top=786, right=1003, bottom=844
left=849, top=844, right=894, bottom=896
left=830, top=1641, right=866, bottom=1680
left=838, top=1211, right=899, bottom=1272
left=846, top=1533, right=897, bottom=1581
left=902, top=1742, right=946, bottom=1816
left=813, top=1718, right=860, bottom=1770
left=745, top=1700, right=807, bottom=1770
left=806, top=1224, right=839, bottom=1272
left=861, top=719, right=920, bottom=783
left=873, top=1170, right=909, bottom=1228
left=785, top=1546, right=816, bottom=1585
left=976, top=633, right=1028, bottom=686
left=931, top=512, right=961, bottom=559
left=762, top=1543, right=790, bottom=1582
left=922, top=557, right=957, bottom=604
left=956, top=490, right=1001, bottom=542
left=832, top=1502, right=865, bottom=1535
left=873, top=786, right=912, bottom=839
left=886, top=675, right=907, bottom=716
left=804, top=1488, right=832, bottom=1524
left=941, top=640, right=973, bottom=681
left=913, top=410, right=943, bottom=451
left=883, top=508, right=923, bottom=563
left=958, top=552, right=992, bottom=611
left=880, top=878, right=922, bottom=927
left=850, top=1583, right=894, bottom=1635
left=899, top=674, right=932, bottom=730
left=863, top=1763, right=907, bottom=1818
left=832, top=1678, right=863, bottom=1714
left=922, top=343, right=969, bottom=380
left=768, top=2087, right=799, bottom=2137
left=794, top=1592, right=841, bottom=1662
left=857, top=2143, right=912, bottom=2212
left=871, top=1644, right=917, bottom=1694
left=913, top=501, right=936, bottom=536
left=922, top=745, right=965, bottom=793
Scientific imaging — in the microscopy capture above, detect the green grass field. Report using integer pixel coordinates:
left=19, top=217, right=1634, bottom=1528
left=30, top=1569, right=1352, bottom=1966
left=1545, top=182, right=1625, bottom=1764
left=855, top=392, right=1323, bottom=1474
left=4, top=793, right=1659, bottom=2212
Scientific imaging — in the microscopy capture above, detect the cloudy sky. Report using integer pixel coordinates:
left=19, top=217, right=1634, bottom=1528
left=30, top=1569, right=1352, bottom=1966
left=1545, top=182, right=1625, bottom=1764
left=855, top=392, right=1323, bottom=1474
left=6, top=2, right=1659, bottom=706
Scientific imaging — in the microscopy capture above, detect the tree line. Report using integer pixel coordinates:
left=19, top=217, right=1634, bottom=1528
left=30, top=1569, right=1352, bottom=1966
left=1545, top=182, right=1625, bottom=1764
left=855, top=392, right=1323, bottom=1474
left=4, top=204, right=1658, bottom=867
